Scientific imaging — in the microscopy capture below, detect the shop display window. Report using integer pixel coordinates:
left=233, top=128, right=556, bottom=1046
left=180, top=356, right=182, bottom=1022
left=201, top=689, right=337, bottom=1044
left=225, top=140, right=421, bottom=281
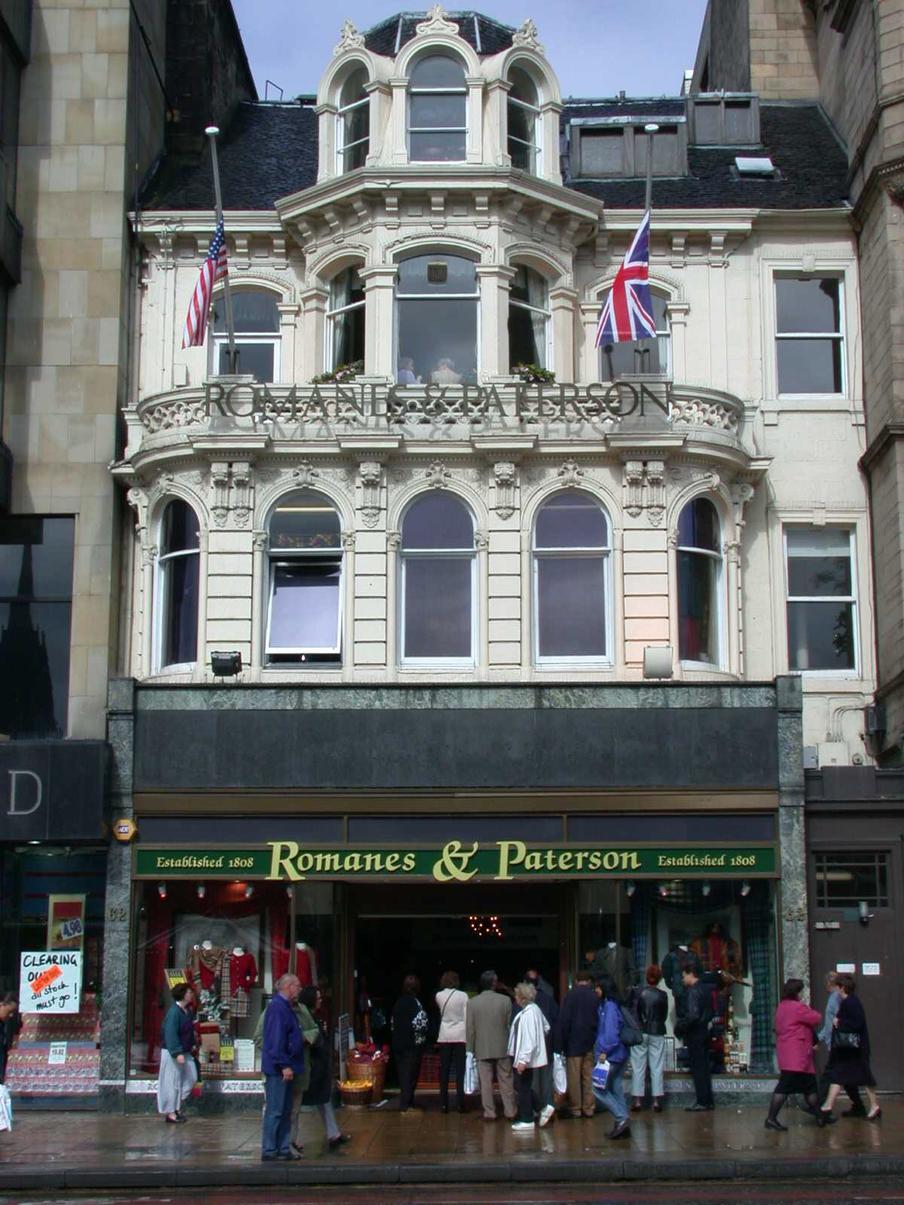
left=130, top=879, right=335, bottom=1080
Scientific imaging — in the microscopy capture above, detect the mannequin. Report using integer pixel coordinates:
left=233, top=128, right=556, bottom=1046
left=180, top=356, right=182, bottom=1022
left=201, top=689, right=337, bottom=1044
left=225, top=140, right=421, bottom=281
left=691, top=922, right=741, bottom=977
left=661, top=944, right=703, bottom=1022
left=586, top=942, right=637, bottom=992
left=294, top=941, right=319, bottom=988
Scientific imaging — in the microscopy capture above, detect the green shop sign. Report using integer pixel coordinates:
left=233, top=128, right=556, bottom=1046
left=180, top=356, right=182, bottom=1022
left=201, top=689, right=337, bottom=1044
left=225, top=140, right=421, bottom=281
left=135, top=841, right=776, bottom=882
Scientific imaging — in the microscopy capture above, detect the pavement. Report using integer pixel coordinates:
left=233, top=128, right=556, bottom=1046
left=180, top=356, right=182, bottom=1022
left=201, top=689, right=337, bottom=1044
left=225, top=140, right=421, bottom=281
left=0, top=1098, right=902, bottom=1191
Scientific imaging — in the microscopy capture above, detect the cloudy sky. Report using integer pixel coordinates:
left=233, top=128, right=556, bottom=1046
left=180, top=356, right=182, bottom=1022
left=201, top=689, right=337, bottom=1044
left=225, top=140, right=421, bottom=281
left=230, top=1, right=709, bottom=100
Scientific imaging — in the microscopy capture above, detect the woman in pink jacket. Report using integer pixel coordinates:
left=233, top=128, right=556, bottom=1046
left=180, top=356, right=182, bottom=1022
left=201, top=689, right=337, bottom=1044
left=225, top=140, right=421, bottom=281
left=765, top=978, right=823, bottom=1131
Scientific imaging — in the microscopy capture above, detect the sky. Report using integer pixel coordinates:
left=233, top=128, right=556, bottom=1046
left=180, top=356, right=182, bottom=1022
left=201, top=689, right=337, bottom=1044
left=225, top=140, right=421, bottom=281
left=229, top=1, right=710, bottom=101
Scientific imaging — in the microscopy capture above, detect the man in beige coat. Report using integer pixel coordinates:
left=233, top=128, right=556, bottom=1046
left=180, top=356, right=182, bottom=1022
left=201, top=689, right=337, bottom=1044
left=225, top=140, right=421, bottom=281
left=465, top=970, right=517, bottom=1121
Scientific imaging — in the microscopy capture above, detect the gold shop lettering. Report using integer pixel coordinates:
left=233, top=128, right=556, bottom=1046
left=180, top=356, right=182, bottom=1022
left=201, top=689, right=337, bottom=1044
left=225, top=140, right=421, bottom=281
left=432, top=841, right=478, bottom=883
left=267, top=840, right=417, bottom=881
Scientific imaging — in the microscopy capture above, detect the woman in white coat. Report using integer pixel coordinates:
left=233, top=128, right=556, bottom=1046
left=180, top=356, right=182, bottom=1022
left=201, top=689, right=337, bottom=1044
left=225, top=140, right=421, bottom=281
left=508, top=981, right=551, bottom=1131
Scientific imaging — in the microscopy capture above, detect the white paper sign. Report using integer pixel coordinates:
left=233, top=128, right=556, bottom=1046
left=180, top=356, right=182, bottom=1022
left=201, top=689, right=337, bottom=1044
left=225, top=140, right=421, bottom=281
left=19, top=951, right=82, bottom=1014
left=835, top=962, right=855, bottom=973
left=862, top=962, right=881, bottom=976
left=48, top=1042, right=68, bottom=1065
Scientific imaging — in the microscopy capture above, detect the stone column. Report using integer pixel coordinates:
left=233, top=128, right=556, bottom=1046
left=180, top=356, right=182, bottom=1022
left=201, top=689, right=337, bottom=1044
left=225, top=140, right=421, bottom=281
left=667, top=301, right=689, bottom=382
left=476, top=265, right=515, bottom=380
left=277, top=302, right=301, bottom=385
left=315, top=103, right=338, bottom=179
left=776, top=673, right=808, bottom=989
left=539, top=101, right=563, bottom=185
left=388, top=78, right=409, bottom=163
left=465, top=76, right=485, bottom=164
left=99, top=677, right=137, bottom=1113
left=549, top=286, right=578, bottom=381
left=486, top=79, right=510, bottom=166
left=365, top=82, right=391, bottom=164
left=360, top=267, right=397, bottom=378
left=300, top=286, right=328, bottom=381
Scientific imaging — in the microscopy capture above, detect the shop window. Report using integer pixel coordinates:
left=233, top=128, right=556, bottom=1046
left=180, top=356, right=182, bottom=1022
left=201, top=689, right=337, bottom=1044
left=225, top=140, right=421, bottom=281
left=598, top=289, right=670, bottom=379
left=400, top=492, right=475, bottom=664
left=677, top=497, right=722, bottom=666
left=508, top=265, right=549, bottom=370
left=0, top=516, right=74, bottom=738
left=212, top=289, right=280, bottom=383
left=130, top=878, right=335, bottom=1082
left=337, top=67, right=369, bottom=172
left=507, top=65, right=540, bottom=172
left=775, top=276, right=844, bottom=394
left=814, top=852, right=889, bottom=909
left=408, top=53, right=467, bottom=162
left=785, top=527, right=856, bottom=671
left=533, top=492, right=610, bottom=663
left=157, top=500, right=200, bottom=670
left=266, top=490, right=343, bottom=663
left=326, top=267, right=365, bottom=372
left=395, top=253, right=478, bottom=384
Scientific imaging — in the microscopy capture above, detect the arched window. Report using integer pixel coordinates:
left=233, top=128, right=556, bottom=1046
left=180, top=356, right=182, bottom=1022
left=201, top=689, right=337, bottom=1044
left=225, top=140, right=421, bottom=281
left=598, top=288, right=670, bottom=380
left=533, top=492, right=610, bottom=663
left=326, top=267, right=365, bottom=371
left=508, top=265, right=549, bottom=370
left=337, top=67, right=369, bottom=171
left=408, top=53, right=467, bottom=162
left=157, top=500, right=200, bottom=668
left=400, top=493, right=475, bottom=663
left=677, top=497, right=722, bottom=665
left=266, top=491, right=343, bottom=662
left=507, top=66, right=540, bottom=172
left=395, top=253, right=478, bottom=384
left=212, top=289, right=280, bottom=383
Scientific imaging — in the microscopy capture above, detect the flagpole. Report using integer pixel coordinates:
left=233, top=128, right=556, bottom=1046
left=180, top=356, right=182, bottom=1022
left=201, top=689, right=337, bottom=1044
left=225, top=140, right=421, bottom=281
left=205, top=125, right=237, bottom=373
left=643, top=122, right=658, bottom=214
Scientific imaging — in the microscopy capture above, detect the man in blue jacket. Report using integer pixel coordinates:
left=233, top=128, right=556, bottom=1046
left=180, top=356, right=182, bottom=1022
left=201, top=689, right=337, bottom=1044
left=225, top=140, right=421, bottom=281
left=261, top=973, right=305, bottom=1160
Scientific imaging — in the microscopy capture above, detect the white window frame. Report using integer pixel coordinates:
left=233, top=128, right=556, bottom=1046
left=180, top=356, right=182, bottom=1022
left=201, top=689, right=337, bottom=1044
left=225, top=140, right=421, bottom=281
left=783, top=525, right=859, bottom=676
left=394, top=254, right=481, bottom=381
left=407, top=54, right=467, bottom=163
left=211, top=289, right=281, bottom=384
left=326, top=268, right=366, bottom=371
left=598, top=287, right=671, bottom=380
left=399, top=496, right=477, bottom=669
left=265, top=555, right=344, bottom=659
left=507, top=69, right=541, bottom=174
left=154, top=501, right=200, bottom=672
left=774, top=273, right=846, bottom=398
left=509, top=265, right=551, bottom=371
left=676, top=500, right=724, bottom=670
left=531, top=494, right=613, bottom=668
left=336, top=70, right=369, bottom=174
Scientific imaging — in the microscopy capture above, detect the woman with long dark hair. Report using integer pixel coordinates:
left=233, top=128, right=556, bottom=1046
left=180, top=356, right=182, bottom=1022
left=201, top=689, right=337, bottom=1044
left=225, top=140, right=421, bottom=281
left=765, top=978, right=822, bottom=1130
left=299, top=985, right=350, bottom=1150
left=820, top=973, right=881, bottom=1122
left=391, top=974, right=428, bottom=1113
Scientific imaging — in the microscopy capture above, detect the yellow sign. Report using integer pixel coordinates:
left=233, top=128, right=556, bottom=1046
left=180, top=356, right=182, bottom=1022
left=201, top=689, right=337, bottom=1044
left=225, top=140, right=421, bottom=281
left=113, top=817, right=138, bottom=843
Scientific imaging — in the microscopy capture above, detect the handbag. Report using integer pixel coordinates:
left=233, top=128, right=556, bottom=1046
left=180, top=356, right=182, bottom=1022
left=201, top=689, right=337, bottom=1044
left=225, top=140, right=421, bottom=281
left=833, top=1029, right=861, bottom=1050
left=591, top=1058, right=610, bottom=1091
left=552, top=1052, right=567, bottom=1096
left=619, top=1005, right=642, bottom=1047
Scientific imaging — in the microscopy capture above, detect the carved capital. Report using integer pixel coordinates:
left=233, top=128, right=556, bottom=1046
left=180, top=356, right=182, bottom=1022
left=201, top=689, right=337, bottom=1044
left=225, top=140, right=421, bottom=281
left=252, top=529, right=269, bottom=552
left=493, top=460, right=517, bottom=520
left=387, top=529, right=402, bottom=551
left=342, top=531, right=357, bottom=550
left=474, top=529, right=488, bottom=550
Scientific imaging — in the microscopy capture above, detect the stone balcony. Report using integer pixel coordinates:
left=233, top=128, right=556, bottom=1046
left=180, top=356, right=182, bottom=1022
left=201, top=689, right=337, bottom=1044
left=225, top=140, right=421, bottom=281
left=121, top=375, right=757, bottom=472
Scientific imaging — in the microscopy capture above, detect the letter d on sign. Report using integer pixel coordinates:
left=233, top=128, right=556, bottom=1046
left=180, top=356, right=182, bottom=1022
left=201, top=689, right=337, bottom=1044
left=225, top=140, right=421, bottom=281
left=8, top=770, right=42, bottom=816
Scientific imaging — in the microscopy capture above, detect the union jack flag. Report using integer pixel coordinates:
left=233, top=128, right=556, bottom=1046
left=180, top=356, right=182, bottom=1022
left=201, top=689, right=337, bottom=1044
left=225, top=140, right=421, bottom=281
left=182, top=219, right=228, bottom=348
left=594, top=210, right=656, bottom=347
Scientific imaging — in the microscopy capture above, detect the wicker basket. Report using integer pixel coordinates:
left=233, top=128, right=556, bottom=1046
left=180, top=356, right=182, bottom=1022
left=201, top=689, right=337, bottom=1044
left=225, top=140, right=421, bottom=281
left=346, top=1055, right=374, bottom=1084
left=338, top=1080, right=371, bottom=1108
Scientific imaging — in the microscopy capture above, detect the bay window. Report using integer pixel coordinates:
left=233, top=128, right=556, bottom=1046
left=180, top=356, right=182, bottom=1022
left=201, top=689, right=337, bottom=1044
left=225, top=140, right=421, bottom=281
left=408, top=53, right=467, bottom=162
left=266, top=491, right=343, bottom=663
left=508, top=265, right=549, bottom=370
left=395, top=253, right=478, bottom=384
left=157, top=500, right=200, bottom=669
left=677, top=497, right=722, bottom=666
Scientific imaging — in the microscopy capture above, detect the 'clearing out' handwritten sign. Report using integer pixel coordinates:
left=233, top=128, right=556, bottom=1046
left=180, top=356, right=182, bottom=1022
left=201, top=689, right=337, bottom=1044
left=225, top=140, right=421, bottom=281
left=19, top=951, right=82, bottom=1014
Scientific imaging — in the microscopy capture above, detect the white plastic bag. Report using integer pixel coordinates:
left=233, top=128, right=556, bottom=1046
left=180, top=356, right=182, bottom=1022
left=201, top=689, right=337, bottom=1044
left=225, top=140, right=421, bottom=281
left=464, top=1051, right=479, bottom=1095
left=552, top=1052, right=567, bottom=1096
left=0, top=1084, right=12, bottom=1132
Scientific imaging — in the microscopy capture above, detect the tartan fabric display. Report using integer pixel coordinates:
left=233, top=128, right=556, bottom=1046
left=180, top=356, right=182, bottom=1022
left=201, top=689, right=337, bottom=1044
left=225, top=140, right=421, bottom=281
left=231, top=986, right=249, bottom=1017
left=745, top=881, right=776, bottom=1072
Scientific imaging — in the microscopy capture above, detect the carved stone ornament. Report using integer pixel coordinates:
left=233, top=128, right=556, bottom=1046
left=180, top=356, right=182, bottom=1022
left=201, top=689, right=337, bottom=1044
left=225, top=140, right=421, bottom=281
left=342, top=531, right=357, bottom=550
left=645, top=460, right=665, bottom=527
left=292, top=461, right=320, bottom=488
left=210, top=461, right=230, bottom=529
left=252, top=529, right=269, bottom=552
left=424, top=459, right=452, bottom=489
left=723, top=538, right=742, bottom=565
left=474, top=529, right=488, bottom=551
left=493, top=461, right=517, bottom=520
left=416, top=5, right=460, bottom=37
left=141, top=542, right=158, bottom=569
left=359, top=460, right=383, bottom=529
left=558, top=459, right=585, bottom=488
left=333, top=18, right=365, bottom=55
left=387, top=529, right=402, bottom=551
left=512, top=17, right=544, bottom=52
left=624, top=461, right=644, bottom=518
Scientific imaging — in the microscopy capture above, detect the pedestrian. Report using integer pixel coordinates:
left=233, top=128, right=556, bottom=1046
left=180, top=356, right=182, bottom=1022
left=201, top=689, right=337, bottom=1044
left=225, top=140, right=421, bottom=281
left=0, top=994, right=19, bottom=1085
left=525, top=968, right=558, bottom=1120
left=818, top=971, right=865, bottom=1116
left=508, top=981, right=552, bottom=1132
left=261, top=973, right=305, bottom=1161
left=630, top=964, right=668, bottom=1112
left=820, top=972, right=881, bottom=1123
left=466, top=969, right=517, bottom=1122
left=435, top=970, right=468, bottom=1113
left=156, top=983, right=197, bottom=1124
left=593, top=976, right=630, bottom=1140
left=299, top=986, right=351, bottom=1151
left=765, top=978, right=823, bottom=1130
left=558, top=968, right=599, bottom=1118
left=679, top=965, right=714, bottom=1111
left=391, top=974, right=428, bottom=1114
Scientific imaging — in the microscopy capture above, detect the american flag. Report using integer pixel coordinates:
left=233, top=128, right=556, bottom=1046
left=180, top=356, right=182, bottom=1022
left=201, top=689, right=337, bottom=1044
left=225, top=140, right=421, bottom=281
left=182, top=220, right=228, bottom=348
left=594, top=210, right=656, bottom=347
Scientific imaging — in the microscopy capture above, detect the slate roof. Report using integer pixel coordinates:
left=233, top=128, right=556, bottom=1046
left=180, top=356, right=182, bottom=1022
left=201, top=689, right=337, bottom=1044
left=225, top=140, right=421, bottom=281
left=363, top=10, right=515, bottom=56
left=140, top=98, right=849, bottom=216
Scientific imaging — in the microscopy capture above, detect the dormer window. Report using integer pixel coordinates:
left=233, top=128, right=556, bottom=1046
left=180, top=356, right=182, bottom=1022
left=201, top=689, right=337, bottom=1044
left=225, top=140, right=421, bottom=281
left=337, top=67, right=369, bottom=171
left=688, top=94, right=759, bottom=145
left=507, top=66, right=540, bottom=172
left=408, top=53, right=467, bottom=162
left=570, top=121, right=686, bottom=179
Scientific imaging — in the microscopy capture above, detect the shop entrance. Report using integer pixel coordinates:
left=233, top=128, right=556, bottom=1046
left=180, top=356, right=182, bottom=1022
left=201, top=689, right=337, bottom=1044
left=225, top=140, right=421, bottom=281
left=348, top=882, right=569, bottom=1050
